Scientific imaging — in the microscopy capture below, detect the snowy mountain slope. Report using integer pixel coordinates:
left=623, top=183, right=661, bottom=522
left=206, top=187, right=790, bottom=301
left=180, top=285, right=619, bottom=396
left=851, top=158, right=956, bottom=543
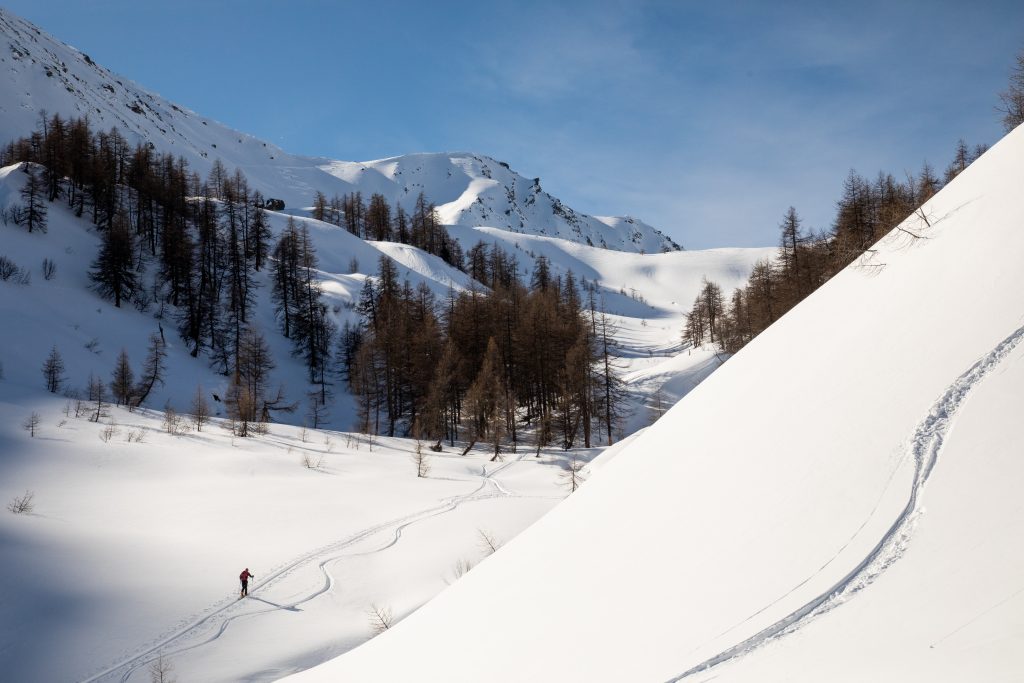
left=0, top=162, right=468, bottom=425
left=283, top=114, right=1024, bottom=680
left=444, top=225, right=773, bottom=434
left=319, top=154, right=680, bottom=252
left=0, top=160, right=766, bottom=434
left=0, top=156, right=766, bottom=680
left=0, top=8, right=679, bottom=254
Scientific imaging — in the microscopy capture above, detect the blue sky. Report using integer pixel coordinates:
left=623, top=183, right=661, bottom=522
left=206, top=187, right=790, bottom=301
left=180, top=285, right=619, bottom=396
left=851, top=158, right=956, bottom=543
left=5, top=0, right=1022, bottom=248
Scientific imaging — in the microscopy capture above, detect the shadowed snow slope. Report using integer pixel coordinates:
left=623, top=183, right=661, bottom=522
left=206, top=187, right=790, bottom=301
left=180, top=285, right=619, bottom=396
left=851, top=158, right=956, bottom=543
left=0, top=8, right=679, bottom=253
left=284, top=128, right=1024, bottom=680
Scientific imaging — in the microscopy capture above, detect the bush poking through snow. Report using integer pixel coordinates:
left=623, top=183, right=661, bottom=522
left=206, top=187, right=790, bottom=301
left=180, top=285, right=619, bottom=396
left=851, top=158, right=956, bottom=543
left=126, top=428, right=147, bottom=443
left=412, top=440, right=431, bottom=478
left=367, top=604, right=394, bottom=635
left=7, top=491, right=35, bottom=514
left=560, top=454, right=586, bottom=493
left=88, top=372, right=109, bottom=422
left=0, top=254, right=21, bottom=281
left=100, top=422, right=120, bottom=443
left=450, top=557, right=475, bottom=583
left=162, top=405, right=188, bottom=435
left=23, top=412, right=40, bottom=437
left=301, top=451, right=325, bottom=470
left=477, top=528, right=500, bottom=556
left=41, top=258, right=56, bottom=280
left=149, top=654, right=176, bottom=683
left=189, top=385, right=210, bottom=432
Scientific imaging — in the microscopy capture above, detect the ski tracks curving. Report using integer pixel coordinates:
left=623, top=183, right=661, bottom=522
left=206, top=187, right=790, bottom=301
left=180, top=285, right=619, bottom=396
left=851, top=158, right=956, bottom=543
left=668, top=323, right=1024, bottom=681
left=81, top=450, right=542, bottom=683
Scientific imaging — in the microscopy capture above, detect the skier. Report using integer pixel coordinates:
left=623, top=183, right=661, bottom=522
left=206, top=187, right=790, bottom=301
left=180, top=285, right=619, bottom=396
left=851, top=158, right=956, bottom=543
left=239, top=568, right=255, bottom=598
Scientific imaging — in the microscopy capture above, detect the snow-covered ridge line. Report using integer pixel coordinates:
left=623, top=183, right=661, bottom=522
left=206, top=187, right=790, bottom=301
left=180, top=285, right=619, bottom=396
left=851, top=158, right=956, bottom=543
left=668, top=321, right=1024, bottom=681
left=0, top=8, right=679, bottom=254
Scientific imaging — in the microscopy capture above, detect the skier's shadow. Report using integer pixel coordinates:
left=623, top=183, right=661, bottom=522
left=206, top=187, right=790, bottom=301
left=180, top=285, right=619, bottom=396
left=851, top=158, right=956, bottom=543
left=249, top=595, right=302, bottom=612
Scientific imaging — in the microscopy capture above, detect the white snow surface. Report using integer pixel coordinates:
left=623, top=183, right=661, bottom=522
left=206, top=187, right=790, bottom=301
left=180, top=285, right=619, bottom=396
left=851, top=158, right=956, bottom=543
left=0, top=8, right=680, bottom=254
left=283, top=119, right=1024, bottom=679
left=0, top=156, right=766, bottom=682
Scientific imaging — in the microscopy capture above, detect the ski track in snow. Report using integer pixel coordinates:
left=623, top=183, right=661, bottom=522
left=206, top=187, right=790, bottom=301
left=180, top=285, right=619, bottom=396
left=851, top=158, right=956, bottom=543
left=668, top=323, right=1024, bottom=682
left=78, top=449, right=548, bottom=683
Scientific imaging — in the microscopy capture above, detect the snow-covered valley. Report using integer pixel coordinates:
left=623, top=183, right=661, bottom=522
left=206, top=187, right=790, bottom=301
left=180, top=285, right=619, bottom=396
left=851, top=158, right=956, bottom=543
left=284, top=107, right=1024, bottom=683
left=0, top=162, right=764, bottom=681
left=3, top=5, right=1024, bottom=683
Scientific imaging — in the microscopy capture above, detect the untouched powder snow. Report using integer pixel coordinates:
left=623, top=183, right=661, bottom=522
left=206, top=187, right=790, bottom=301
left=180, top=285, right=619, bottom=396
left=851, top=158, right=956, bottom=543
left=283, top=126, right=1024, bottom=680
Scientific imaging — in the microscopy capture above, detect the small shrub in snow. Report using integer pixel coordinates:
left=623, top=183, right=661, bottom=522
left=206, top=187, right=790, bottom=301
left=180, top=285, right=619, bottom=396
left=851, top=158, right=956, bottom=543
left=367, top=604, right=394, bottom=635
left=189, top=385, right=210, bottom=432
left=126, top=428, right=147, bottom=443
left=560, top=455, right=586, bottom=493
left=41, top=258, right=56, bottom=280
left=22, top=412, right=41, bottom=437
left=88, top=373, right=108, bottom=422
left=100, top=422, right=120, bottom=443
left=449, top=557, right=475, bottom=584
left=7, top=491, right=34, bottom=514
left=0, top=255, right=20, bottom=281
left=477, top=528, right=500, bottom=556
left=412, top=440, right=431, bottom=478
left=149, top=654, right=176, bottom=683
left=301, top=451, right=325, bottom=470
left=162, top=406, right=188, bottom=435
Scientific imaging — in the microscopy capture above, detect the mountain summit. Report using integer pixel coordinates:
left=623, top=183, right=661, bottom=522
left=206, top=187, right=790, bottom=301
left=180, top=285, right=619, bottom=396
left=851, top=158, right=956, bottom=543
left=0, top=8, right=680, bottom=253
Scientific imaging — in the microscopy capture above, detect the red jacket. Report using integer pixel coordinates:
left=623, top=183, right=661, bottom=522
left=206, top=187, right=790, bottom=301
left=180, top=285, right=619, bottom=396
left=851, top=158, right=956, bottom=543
left=240, top=570, right=253, bottom=582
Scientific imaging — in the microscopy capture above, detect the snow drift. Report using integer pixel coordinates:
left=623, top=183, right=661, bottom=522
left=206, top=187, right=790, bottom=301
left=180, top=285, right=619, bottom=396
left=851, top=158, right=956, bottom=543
left=284, top=120, right=1024, bottom=680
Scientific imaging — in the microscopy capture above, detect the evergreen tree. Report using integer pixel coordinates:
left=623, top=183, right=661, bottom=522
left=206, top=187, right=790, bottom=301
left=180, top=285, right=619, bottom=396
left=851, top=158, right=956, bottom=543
left=134, top=333, right=167, bottom=406
left=110, top=348, right=135, bottom=407
left=41, top=346, right=65, bottom=393
left=227, top=327, right=275, bottom=436
left=89, top=212, right=137, bottom=308
left=249, top=194, right=272, bottom=271
left=271, top=218, right=301, bottom=339
left=19, top=163, right=48, bottom=233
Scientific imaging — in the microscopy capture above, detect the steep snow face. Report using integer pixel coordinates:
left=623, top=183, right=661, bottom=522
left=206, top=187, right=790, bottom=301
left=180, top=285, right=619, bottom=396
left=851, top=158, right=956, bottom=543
left=0, top=8, right=679, bottom=254
left=284, top=126, right=1024, bottom=679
